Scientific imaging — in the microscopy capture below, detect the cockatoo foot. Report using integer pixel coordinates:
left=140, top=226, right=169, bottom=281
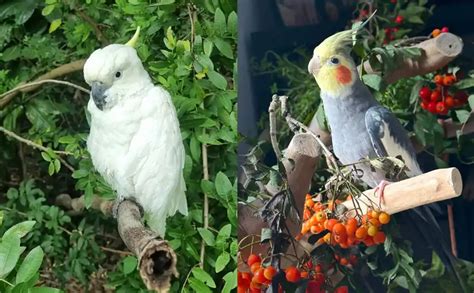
left=112, top=196, right=145, bottom=219
left=374, top=180, right=390, bottom=207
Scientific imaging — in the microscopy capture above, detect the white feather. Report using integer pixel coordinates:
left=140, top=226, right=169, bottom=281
left=84, top=44, right=187, bottom=236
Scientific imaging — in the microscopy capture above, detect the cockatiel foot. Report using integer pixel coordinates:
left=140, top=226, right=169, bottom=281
left=374, top=180, right=390, bottom=207
left=112, top=197, right=145, bottom=219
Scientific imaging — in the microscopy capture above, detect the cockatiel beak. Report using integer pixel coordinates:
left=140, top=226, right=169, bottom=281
left=307, top=54, right=321, bottom=76
left=91, top=82, right=108, bottom=111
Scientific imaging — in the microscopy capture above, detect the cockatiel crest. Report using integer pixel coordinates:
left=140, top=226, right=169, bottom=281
left=308, top=13, right=374, bottom=95
left=84, top=27, right=188, bottom=236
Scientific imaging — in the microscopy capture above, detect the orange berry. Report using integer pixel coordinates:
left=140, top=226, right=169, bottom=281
left=367, top=225, right=378, bottom=237
left=247, top=254, right=261, bottom=266
left=310, top=215, right=319, bottom=226
left=374, top=231, right=386, bottom=244
left=332, top=223, right=347, bottom=235
left=432, top=29, right=441, bottom=37
left=305, top=194, right=312, bottom=200
left=306, top=199, right=315, bottom=208
left=378, top=212, right=391, bottom=224
left=300, top=271, right=309, bottom=279
left=310, top=225, right=319, bottom=234
left=361, top=214, right=369, bottom=224
left=315, top=211, right=326, bottom=222
left=301, top=221, right=310, bottom=235
left=445, top=96, right=454, bottom=108
left=250, top=280, right=261, bottom=290
left=443, top=75, right=455, bottom=86
left=325, top=219, right=338, bottom=231
left=285, top=266, right=301, bottom=283
left=254, top=268, right=267, bottom=283
left=434, top=74, right=443, bottom=85
left=339, top=257, right=349, bottom=266
left=334, top=233, right=347, bottom=244
left=346, top=222, right=357, bottom=237
left=346, top=217, right=358, bottom=228
left=323, top=233, right=331, bottom=244
left=369, top=218, right=381, bottom=227
left=250, top=262, right=261, bottom=273
left=264, top=266, right=277, bottom=280
left=303, top=209, right=312, bottom=220
left=355, top=226, right=368, bottom=239
left=370, top=210, right=380, bottom=219
left=364, top=236, right=375, bottom=246
left=239, top=272, right=252, bottom=288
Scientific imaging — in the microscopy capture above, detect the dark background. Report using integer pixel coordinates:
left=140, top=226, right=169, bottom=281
left=238, top=0, right=474, bottom=263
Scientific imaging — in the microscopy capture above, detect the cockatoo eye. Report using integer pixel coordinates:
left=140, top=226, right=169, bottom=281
left=115, top=71, right=122, bottom=78
left=329, top=57, right=339, bottom=65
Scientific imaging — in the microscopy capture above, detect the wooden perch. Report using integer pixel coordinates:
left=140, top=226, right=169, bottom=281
left=342, top=168, right=463, bottom=215
left=56, top=195, right=177, bottom=292
left=362, top=32, right=464, bottom=84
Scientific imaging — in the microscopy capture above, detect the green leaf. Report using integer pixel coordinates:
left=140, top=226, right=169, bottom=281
left=468, top=95, right=474, bottom=110
left=48, top=162, right=55, bottom=175
left=42, top=4, right=55, bottom=16
left=72, top=169, right=88, bottom=179
left=0, top=0, right=37, bottom=24
left=3, top=221, right=36, bottom=240
left=49, top=19, right=62, bottom=33
left=362, top=74, right=384, bottom=91
left=227, top=11, right=237, bottom=35
left=203, top=39, right=213, bottom=56
left=15, top=246, right=44, bottom=284
left=456, top=78, right=474, bottom=89
left=407, top=15, right=424, bottom=24
left=214, top=38, right=233, bottom=59
left=208, top=70, right=227, bottom=90
left=215, top=171, right=232, bottom=196
left=214, top=8, right=226, bottom=35
left=158, top=0, right=175, bottom=4
left=0, top=234, right=22, bottom=278
left=189, top=277, right=212, bottom=293
left=122, top=256, right=137, bottom=275
left=215, top=251, right=230, bottom=273
left=41, top=152, right=51, bottom=162
left=222, top=270, right=237, bottom=293
left=456, top=110, right=471, bottom=123
left=191, top=267, right=216, bottom=288
left=197, top=228, right=215, bottom=246
left=424, top=251, right=445, bottom=279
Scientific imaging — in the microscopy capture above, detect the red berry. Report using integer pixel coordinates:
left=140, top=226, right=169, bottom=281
left=393, top=27, right=399, bottom=33
left=395, top=15, right=404, bottom=24
left=306, top=280, right=323, bottom=293
left=390, top=0, right=397, bottom=3
left=436, top=101, right=447, bottom=114
left=430, top=90, right=441, bottom=102
left=247, top=254, right=261, bottom=266
left=335, top=286, right=349, bottom=293
left=419, top=86, right=431, bottom=101
left=285, top=266, right=301, bottom=283
left=254, top=268, right=267, bottom=284
left=384, top=28, right=392, bottom=34
left=420, top=101, right=428, bottom=109
left=441, top=27, right=449, bottom=33
left=427, top=102, right=437, bottom=113
left=445, top=96, right=454, bottom=108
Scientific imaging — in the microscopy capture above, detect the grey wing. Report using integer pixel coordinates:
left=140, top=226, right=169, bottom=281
left=365, top=106, right=422, bottom=177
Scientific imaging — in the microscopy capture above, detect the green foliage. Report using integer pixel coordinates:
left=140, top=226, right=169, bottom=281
left=0, top=211, right=60, bottom=292
left=0, top=0, right=236, bottom=291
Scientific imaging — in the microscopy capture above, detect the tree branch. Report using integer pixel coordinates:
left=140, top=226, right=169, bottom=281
left=0, top=60, right=87, bottom=108
left=55, top=194, right=178, bottom=292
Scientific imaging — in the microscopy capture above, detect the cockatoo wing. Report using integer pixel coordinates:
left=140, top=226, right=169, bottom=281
left=124, top=86, right=187, bottom=236
left=365, top=106, right=422, bottom=177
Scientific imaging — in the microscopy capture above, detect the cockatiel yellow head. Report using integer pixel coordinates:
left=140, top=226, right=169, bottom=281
left=308, top=29, right=358, bottom=95
left=308, top=12, right=375, bottom=95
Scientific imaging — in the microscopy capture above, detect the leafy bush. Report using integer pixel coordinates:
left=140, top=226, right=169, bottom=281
left=0, top=0, right=236, bottom=291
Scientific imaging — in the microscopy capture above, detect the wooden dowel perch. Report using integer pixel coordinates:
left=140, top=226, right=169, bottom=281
left=362, top=32, right=463, bottom=84
left=55, top=195, right=177, bottom=292
left=342, top=168, right=463, bottom=215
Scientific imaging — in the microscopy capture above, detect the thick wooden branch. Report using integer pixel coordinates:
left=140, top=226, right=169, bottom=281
left=362, top=32, right=463, bottom=84
left=56, top=195, right=177, bottom=292
left=342, top=168, right=463, bottom=215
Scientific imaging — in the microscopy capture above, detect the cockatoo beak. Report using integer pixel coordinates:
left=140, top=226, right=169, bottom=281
left=91, top=81, right=109, bottom=110
left=308, top=54, right=321, bottom=76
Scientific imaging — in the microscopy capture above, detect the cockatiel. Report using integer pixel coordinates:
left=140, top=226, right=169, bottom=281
left=83, top=28, right=188, bottom=236
left=307, top=28, right=461, bottom=278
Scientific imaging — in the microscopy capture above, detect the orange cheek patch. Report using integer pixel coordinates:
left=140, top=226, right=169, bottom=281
left=336, top=66, right=352, bottom=84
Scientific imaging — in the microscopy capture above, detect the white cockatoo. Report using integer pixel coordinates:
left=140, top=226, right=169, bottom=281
left=83, top=27, right=188, bottom=236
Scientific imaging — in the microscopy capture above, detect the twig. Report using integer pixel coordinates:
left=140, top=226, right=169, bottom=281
left=0, top=126, right=75, bottom=172
left=0, top=79, right=90, bottom=100
left=76, top=10, right=109, bottom=46
left=100, top=246, right=133, bottom=256
left=269, top=95, right=283, bottom=160
left=0, top=60, right=87, bottom=108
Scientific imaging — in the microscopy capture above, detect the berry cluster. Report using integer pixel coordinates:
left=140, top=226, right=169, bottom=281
left=238, top=254, right=349, bottom=293
left=300, top=195, right=390, bottom=248
left=419, top=74, right=469, bottom=115
left=431, top=26, right=449, bottom=38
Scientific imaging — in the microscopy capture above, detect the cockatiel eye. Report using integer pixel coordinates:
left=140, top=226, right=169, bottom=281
left=329, top=57, right=339, bottom=65
left=115, top=71, right=122, bottom=78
